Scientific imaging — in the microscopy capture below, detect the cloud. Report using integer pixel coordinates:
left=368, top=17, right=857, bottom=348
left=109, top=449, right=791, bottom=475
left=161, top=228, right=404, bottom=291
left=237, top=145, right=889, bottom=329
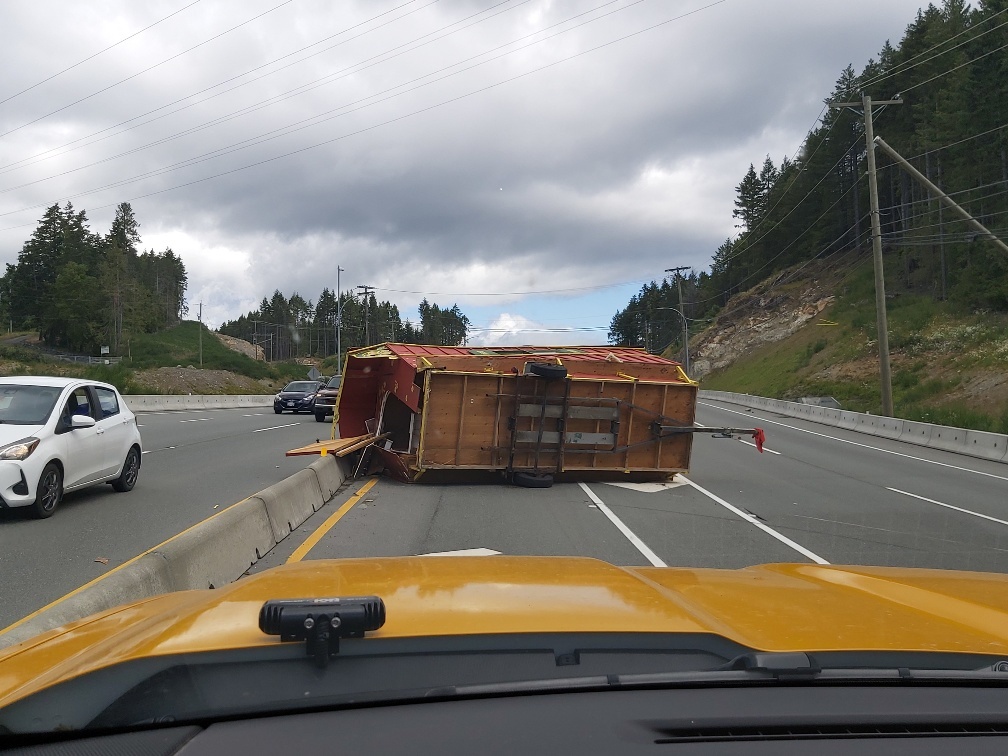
left=470, top=311, right=607, bottom=347
left=0, top=0, right=928, bottom=330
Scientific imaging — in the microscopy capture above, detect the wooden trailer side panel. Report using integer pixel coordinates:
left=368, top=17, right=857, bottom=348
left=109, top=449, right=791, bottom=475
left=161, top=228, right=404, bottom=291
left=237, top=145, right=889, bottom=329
left=418, top=371, right=696, bottom=473
left=419, top=372, right=502, bottom=468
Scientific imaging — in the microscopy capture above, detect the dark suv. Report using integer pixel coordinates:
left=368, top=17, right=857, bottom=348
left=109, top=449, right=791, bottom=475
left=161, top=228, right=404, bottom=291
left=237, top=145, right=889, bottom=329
left=273, top=381, right=323, bottom=414
left=313, top=375, right=341, bottom=422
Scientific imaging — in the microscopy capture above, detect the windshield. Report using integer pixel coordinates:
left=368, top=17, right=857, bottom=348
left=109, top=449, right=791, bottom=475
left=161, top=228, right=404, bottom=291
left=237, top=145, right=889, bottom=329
left=0, top=385, right=60, bottom=425
left=2, top=0, right=1008, bottom=744
left=282, top=382, right=316, bottom=393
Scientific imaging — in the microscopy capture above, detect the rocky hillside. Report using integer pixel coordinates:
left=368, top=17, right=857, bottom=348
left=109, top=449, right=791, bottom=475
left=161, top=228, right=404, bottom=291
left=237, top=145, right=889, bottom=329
left=690, top=254, right=1008, bottom=432
left=690, top=268, right=836, bottom=380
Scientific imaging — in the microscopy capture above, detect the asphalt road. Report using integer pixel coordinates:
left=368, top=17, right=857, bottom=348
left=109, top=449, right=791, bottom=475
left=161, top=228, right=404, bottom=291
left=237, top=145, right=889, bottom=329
left=7, top=398, right=1008, bottom=633
left=0, top=407, right=324, bottom=630
left=253, top=398, right=1008, bottom=574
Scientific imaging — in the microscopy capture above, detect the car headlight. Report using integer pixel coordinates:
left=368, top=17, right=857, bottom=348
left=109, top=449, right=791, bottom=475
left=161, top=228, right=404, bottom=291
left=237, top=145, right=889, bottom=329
left=0, top=437, right=40, bottom=460
left=275, top=394, right=281, bottom=401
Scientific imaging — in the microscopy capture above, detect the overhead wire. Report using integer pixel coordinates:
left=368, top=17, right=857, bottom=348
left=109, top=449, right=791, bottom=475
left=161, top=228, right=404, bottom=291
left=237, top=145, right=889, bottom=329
left=0, top=0, right=296, bottom=141
left=0, top=0, right=520, bottom=191
left=1, top=0, right=610, bottom=194
left=0, top=0, right=453, bottom=176
left=0, top=0, right=202, bottom=108
left=854, top=9, right=1008, bottom=95
left=0, top=0, right=730, bottom=230
left=0, top=0, right=630, bottom=213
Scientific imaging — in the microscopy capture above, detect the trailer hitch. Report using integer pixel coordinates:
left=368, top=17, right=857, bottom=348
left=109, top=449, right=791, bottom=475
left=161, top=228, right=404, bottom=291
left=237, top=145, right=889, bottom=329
left=651, top=423, right=766, bottom=452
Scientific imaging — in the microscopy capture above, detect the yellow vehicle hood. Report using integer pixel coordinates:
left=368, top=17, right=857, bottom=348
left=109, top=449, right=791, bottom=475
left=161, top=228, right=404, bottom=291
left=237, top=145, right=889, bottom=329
left=3, top=556, right=1008, bottom=706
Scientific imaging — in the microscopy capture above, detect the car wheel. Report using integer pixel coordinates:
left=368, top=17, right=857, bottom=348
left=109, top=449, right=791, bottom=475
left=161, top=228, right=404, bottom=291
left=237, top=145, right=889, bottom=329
left=512, top=471, right=554, bottom=488
left=315, top=412, right=326, bottom=422
left=32, top=462, right=63, bottom=519
left=274, top=407, right=283, bottom=414
left=112, top=447, right=140, bottom=492
left=528, top=363, right=567, bottom=381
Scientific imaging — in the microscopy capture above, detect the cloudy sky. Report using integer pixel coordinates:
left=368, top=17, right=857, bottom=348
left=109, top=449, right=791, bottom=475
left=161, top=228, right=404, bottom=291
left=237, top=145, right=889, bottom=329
left=0, top=0, right=927, bottom=344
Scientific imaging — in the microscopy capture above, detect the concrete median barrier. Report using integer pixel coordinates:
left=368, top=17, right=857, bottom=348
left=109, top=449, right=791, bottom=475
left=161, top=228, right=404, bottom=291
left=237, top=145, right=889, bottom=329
left=158, top=498, right=276, bottom=591
left=310, top=454, right=347, bottom=504
left=0, top=456, right=351, bottom=651
left=0, top=553, right=173, bottom=648
left=854, top=415, right=905, bottom=440
left=700, top=390, right=1007, bottom=465
left=899, top=421, right=935, bottom=445
left=252, top=469, right=325, bottom=541
left=963, top=430, right=1008, bottom=463
left=124, top=395, right=273, bottom=412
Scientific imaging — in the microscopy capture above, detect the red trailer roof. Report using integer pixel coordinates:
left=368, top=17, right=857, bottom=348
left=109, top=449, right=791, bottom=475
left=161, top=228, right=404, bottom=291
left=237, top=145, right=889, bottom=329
left=360, top=343, right=681, bottom=367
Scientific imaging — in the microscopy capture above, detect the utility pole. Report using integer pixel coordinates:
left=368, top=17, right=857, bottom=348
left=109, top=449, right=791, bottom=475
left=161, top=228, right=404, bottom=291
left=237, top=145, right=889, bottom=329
left=336, top=266, right=344, bottom=374
left=833, top=93, right=902, bottom=417
left=665, top=266, right=691, bottom=374
left=357, top=285, right=375, bottom=346
left=198, top=301, right=203, bottom=367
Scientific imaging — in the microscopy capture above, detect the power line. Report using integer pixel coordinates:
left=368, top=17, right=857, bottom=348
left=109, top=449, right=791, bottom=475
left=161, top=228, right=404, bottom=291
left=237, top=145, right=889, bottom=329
left=0, top=0, right=643, bottom=199
left=0, top=0, right=729, bottom=230
left=373, top=277, right=654, bottom=298
left=0, top=0, right=641, bottom=210
left=905, top=122, right=1008, bottom=162
left=854, top=9, right=1008, bottom=95
left=0, top=0, right=296, bottom=142
left=719, top=131, right=863, bottom=267
left=0, top=0, right=456, bottom=176
left=695, top=173, right=868, bottom=307
left=902, top=38, right=1008, bottom=94
left=0, top=1, right=202, bottom=108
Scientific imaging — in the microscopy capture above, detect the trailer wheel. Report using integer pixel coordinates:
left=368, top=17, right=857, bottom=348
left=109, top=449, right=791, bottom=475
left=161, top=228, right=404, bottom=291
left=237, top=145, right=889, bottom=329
left=512, top=471, right=554, bottom=488
left=528, top=363, right=567, bottom=381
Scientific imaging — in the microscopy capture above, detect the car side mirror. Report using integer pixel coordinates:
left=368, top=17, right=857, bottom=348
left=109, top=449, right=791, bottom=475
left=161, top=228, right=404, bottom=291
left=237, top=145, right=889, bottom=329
left=71, top=414, right=96, bottom=429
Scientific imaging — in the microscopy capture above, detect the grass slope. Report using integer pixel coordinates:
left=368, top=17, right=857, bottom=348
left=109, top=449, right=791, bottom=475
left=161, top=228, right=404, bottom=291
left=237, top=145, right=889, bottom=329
left=0, top=321, right=321, bottom=394
left=699, top=260, right=1008, bottom=434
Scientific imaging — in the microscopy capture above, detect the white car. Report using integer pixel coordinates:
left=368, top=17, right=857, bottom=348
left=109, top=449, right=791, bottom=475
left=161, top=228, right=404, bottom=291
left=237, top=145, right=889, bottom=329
left=0, top=377, right=142, bottom=519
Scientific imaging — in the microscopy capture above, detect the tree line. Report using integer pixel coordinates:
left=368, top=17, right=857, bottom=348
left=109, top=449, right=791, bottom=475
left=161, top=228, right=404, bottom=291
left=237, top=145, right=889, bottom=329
left=1, top=202, right=188, bottom=354
left=611, top=0, right=1008, bottom=349
left=218, top=290, right=471, bottom=362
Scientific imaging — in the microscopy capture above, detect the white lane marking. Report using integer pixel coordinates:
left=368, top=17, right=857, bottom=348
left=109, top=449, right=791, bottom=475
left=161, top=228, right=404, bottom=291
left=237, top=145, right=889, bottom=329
left=888, top=487, right=1008, bottom=527
left=419, top=548, right=502, bottom=557
left=141, top=450, right=151, bottom=455
left=579, top=483, right=667, bottom=567
left=739, top=438, right=781, bottom=455
left=603, top=481, right=687, bottom=493
left=241, top=413, right=264, bottom=417
left=699, top=401, right=1008, bottom=482
left=252, top=422, right=300, bottom=433
left=179, top=417, right=211, bottom=423
left=678, top=475, right=830, bottom=565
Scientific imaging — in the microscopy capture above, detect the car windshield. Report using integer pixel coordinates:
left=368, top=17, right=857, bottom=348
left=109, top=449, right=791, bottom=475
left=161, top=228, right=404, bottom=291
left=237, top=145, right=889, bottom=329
left=0, top=385, right=60, bottom=425
left=4, top=0, right=1008, bottom=745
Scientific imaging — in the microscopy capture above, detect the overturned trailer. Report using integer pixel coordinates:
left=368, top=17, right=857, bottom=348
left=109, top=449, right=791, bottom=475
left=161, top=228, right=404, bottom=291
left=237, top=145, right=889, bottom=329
left=289, top=343, right=763, bottom=484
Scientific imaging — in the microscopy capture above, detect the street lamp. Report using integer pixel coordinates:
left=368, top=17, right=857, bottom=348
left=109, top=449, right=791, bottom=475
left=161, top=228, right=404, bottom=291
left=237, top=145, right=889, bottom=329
left=649, top=306, right=690, bottom=371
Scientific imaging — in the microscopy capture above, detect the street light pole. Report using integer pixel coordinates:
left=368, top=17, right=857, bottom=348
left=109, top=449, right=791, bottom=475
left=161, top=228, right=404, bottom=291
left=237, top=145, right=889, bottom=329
left=665, top=267, right=691, bottom=374
left=336, top=266, right=344, bottom=375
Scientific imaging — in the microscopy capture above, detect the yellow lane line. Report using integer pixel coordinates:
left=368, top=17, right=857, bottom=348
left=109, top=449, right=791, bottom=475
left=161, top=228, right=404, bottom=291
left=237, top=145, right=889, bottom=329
left=287, top=477, right=379, bottom=563
left=0, top=496, right=254, bottom=638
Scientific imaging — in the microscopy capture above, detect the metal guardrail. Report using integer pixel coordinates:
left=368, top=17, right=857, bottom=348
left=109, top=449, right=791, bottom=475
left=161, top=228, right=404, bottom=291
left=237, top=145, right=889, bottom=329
left=51, top=354, right=122, bottom=365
